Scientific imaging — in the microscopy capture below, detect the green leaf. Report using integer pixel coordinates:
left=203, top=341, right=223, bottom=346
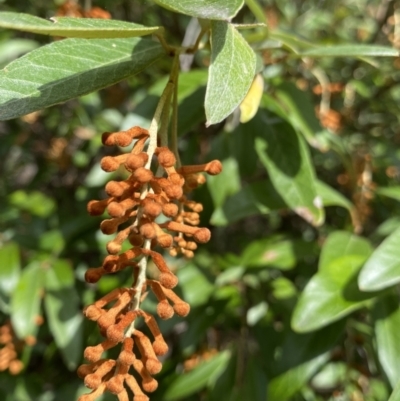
left=0, top=38, right=38, bottom=65
left=376, top=186, right=400, bottom=202
left=240, top=237, right=298, bottom=270
left=231, top=356, right=267, bottom=401
left=373, top=292, right=400, bottom=387
left=0, top=242, right=21, bottom=297
left=8, top=190, right=56, bottom=217
left=205, top=21, right=256, bottom=125
left=316, top=180, right=353, bottom=212
left=154, top=0, right=243, bottom=20
left=211, top=178, right=286, bottom=226
left=255, top=116, right=324, bottom=226
left=207, top=158, right=241, bottom=208
left=292, top=231, right=374, bottom=332
left=0, top=37, right=164, bottom=120
left=0, top=12, right=162, bottom=38
left=44, top=260, right=83, bottom=370
left=165, top=350, right=231, bottom=400
left=269, top=354, right=328, bottom=400
left=389, top=380, right=400, bottom=401
left=318, top=231, right=373, bottom=272
left=272, top=83, right=327, bottom=150
left=300, top=44, right=399, bottom=58
left=11, top=262, right=45, bottom=339
left=268, top=321, right=344, bottom=400
left=177, top=263, right=214, bottom=307
left=358, top=226, right=400, bottom=291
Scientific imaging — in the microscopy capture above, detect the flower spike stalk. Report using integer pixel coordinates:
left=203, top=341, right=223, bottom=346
left=79, top=79, right=222, bottom=400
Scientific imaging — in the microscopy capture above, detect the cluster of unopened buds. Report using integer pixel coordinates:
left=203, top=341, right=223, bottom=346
left=0, top=321, right=25, bottom=375
left=78, top=126, right=222, bottom=401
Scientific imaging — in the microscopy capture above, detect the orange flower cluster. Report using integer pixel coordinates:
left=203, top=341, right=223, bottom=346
left=0, top=321, right=24, bottom=375
left=56, top=0, right=111, bottom=19
left=79, top=126, right=222, bottom=401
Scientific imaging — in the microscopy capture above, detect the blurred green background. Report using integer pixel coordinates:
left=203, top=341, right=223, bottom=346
left=1, top=1, right=400, bottom=400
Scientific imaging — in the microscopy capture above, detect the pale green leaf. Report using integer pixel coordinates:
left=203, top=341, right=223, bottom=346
left=359, top=226, right=400, bottom=291
left=0, top=12, right=162, bottom=38
left=154, top=0, right=243, bottom=20
left=0, top=37, right=164, bottom=120
left=319, top=231, right=372, bottom=272
left=11, top=262, right=45, bottom=339
left=301, top=44, right=399, bottom=58
left=0, top=38, right=38, bottom=65
left=165, top=351, right=231, bottom=400
left=0, top=242, right=21, bottom=297
left=44, top=260, right=83, bottom=370
left=373, top=292, right=400, bottom=387
left=292, top=231, right=374, bottom=332
left=316, top=180, right=353, bottom=212
left=255, top=117, right=324, bottom=226
left=205, top=21, right=256, bottom=125
left=376, top=186, right=400, bottom=202
left=389, top=380, right=400, bottom=401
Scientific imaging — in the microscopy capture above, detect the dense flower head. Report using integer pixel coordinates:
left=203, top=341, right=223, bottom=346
left=80, top=126, right=222, bottom=400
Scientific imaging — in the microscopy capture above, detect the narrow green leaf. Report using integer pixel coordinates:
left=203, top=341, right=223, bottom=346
left=292, top=231, right=374, bottom=332
left=268, top=322, right=344, bottom=400
left=165, top=350, right=231, bottom=400
left=11, top=262, right=45, bottom=339
left=273, top=82, right=328, bottom=150
left=44, top=260, right=83, bottom=370
left=154, top=0, right=243, bottom=20
left=255, top=117, right=324, bottom=226
left=0, top=37, right=164, bottom=120
left=0, top=38, right=38, bottom=65
left=269, top=354, right=329, bottom=400
left=231, top=356, right=267, bottom=401
left=0, top=12, right=162, bottom=38
left=301, top=44, right=399, bottom=58
left=316, top=180, right=353, bottom=212
left=373, top=292, right=400, bottom=387
left=205, top=21, right=256, bottom=125
left=376, top=186, right=400, bottom=202
left=358, top=226, right=400, bottom=291
left=0, top=242, right=21, bottom=297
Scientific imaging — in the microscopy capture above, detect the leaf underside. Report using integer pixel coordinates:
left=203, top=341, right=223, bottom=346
left=205, top=21, right=256, bottom=125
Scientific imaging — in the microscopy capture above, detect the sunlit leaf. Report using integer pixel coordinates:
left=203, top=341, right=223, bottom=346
left=205, top=21, right=256, bottom=125
left=255, top=113, right=324, bottom=226
left=11, top=262, right=45, bottom=339
left=292, top=231, right=374, bottom=332
left=165, top=351, right=231, bottom=400
left=0, top=12, right=162, bottom=38
left=376, top=186, right=400, bottom=202
left=358, top=226, right=400, bottom=291
left=0, top=242, right=21, bottom=297
left=44, top=260, right=83, bottom=370
left=154, top=0, right=243, bottom=20
left=373, top=291, right=400, bottom=387
left=301, top=44, right=399, bottom=57
left=0, top=37, right=164, bottom=120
